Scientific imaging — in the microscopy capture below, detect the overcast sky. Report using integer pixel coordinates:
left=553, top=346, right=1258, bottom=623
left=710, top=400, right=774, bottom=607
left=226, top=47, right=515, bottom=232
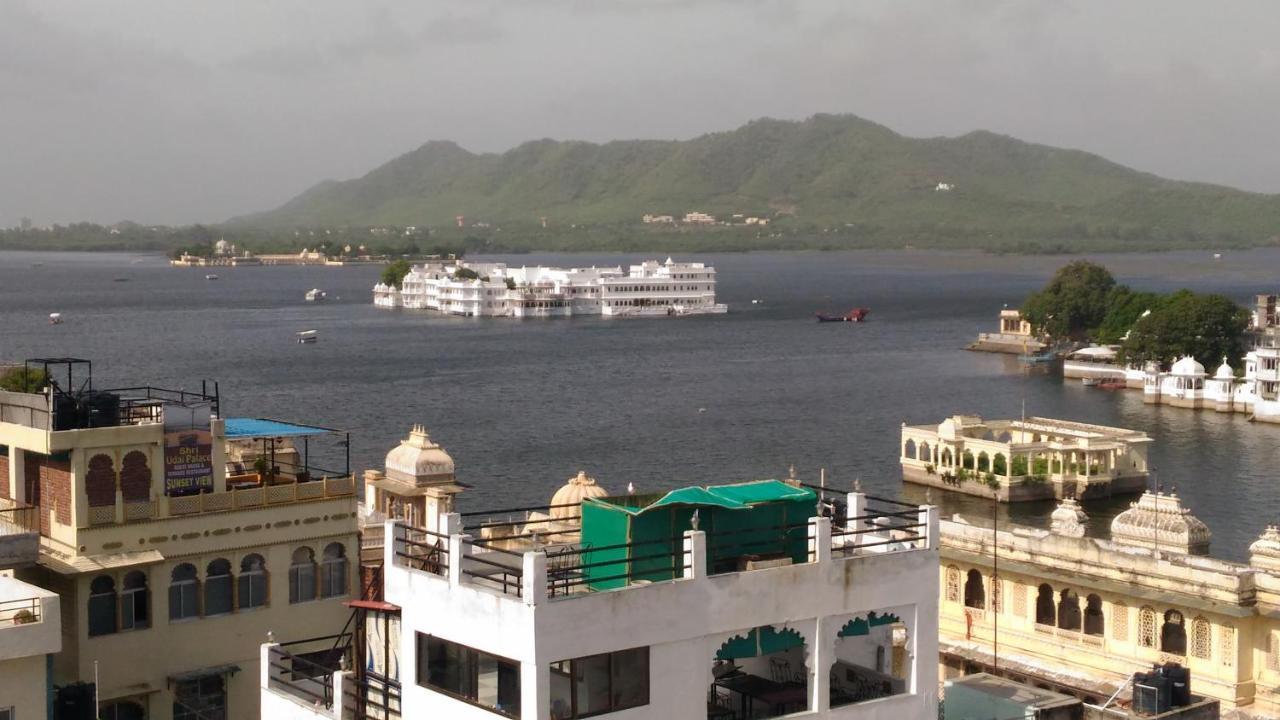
left=4, top=0, right=1280, bottom=227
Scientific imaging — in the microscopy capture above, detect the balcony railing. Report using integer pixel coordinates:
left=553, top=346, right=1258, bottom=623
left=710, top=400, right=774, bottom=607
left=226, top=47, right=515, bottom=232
left=81, top=476, right=355, bottom=528
left=0, top=595, right=42, bottom=626
left=0, top=499, right=39, bottom=536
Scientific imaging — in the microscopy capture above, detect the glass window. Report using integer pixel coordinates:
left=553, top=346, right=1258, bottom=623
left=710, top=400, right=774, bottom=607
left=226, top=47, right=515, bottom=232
left=99, top=700, right=146, bottom=720
left=89, top=575, right=117, bottom=637
left=320, top=542, right=347, bottom=598
left=174, top=675, right=226, bottom=720
left=169, top=564, right=199, bottom=621
left=548, top=646, right=649, bottom=718
left=289, top=547, right=316, bottom=603
left=204, top=559, right=233, bottom=616
left=239, top=554, right=268, bottom=609
left=417, top=633, right=520, bottom=717
left=120, top=571, right=149, bottom=630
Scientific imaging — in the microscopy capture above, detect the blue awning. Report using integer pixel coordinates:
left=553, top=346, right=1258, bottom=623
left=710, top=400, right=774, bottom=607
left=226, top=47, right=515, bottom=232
left=223, top=418, right=338, bottom=439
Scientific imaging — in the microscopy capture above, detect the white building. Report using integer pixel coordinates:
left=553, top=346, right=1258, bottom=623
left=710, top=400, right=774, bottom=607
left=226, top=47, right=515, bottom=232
left=0, top=576, right=61, bottom=719
left=262, top=475, right=940, bottom=720
left=374, top=258, right=727, bottom=318
left=682, top=211, right=717, bottom=225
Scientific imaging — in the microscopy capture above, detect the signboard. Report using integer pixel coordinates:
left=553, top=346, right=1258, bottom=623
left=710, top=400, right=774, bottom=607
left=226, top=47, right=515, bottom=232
left=164, top=402, right=214, bottom=496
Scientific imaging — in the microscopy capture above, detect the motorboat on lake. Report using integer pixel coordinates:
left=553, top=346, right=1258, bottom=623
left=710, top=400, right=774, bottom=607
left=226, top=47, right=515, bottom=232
left=305, top=288, right=327, bottom=302
left=205, top=274, right=219, bottom=280
left=815, top=308, right=869, bottom=323
left=296, top=330, right=318, bottom=344
left=49, top=313, right=63, bottom=325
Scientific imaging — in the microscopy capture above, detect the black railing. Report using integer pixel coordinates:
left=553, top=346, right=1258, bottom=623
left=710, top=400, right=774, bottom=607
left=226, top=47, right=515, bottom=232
left=461, top=541, right=525, bottom=598
left=542, top=535, right=688, bottom=596
left=0, top=596, right=42, bottom=625
left=394, top=528, right=449, bottom=576
left=267, top=638, right=350, bottom=710
left=0, top=500, right=39, bottom=536
left=346, top=670, right=402, bottom=719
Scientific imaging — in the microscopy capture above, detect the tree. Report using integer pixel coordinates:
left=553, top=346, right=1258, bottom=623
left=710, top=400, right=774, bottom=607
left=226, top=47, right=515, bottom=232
left=380, top=259, right=412, bottom=289
left=1021, top=261, right=1117, bottom=339
left=453, top=267, right=480, bottom=280
left=1121, top=290, right=1249, bottom=368
left=1094, top=288, right=1166, bottom=344
left=0, top=366, right=48, bottom=392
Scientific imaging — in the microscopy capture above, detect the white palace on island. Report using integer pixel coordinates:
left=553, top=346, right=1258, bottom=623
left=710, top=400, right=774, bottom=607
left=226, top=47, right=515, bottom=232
left=372, top=257, right=728, bottom=318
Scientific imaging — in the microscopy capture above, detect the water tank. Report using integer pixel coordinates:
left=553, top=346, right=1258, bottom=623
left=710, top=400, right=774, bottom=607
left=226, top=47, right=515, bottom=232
left=1157, top=662, right=1191, bottom=707
left=1133, top=672, right=1172, bottom=715
left=85, top=391, right=120, bottom=428
left=54, top=682, right=96, bottom=720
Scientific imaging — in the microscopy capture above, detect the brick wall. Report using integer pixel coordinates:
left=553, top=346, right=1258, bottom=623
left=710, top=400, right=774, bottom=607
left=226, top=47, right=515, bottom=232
left=120, top=450, right=151, bottom=502
left=25, top=452, right=72, bottom=533
left=0, top=445, right=9, bottom=499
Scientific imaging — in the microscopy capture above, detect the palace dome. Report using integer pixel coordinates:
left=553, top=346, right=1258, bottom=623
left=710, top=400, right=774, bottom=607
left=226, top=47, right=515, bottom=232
left=1215, top=358, right=1235, bottom=380
left=1250, top=526, right=1280, bottom=573
left=1049, top=498, right=1089, bottom=538
left=1110, top=492, right=1211, bottom=555
left=550, top=471, right=609, bottom=520
left=1170, top=356, right=1206, bottom=376
left=385, top=425, right=455, bottom=485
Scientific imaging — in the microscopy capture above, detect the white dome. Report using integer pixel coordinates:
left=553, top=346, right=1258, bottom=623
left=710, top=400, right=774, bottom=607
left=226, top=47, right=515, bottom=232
left=549, top=471, right=609, bottom=520
left=1215, top=357, right=1235, bottom=380
left=1111, top=492, right=1211, bottom=555
left=1169, top=356, right=1206, bottom=376
left=385, top=425, right=455, bottom=485
left=1251, top=526, right=1280, bottom=572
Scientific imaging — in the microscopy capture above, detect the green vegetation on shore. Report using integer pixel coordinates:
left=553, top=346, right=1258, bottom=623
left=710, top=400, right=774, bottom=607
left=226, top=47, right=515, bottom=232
left=1022, top=261, right=1250, bottom=368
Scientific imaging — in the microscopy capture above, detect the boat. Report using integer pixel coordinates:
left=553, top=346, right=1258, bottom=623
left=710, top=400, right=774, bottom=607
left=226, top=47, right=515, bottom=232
left=205, top=274, right=219, bottom=280
left=815, top=308, right=869, bottom=323
left=296, top=330, right=318, bottom=344
left=112, top=277, right=130, bottom=283
left=1098, top=379, right=1128, bottom=391
left=304, top=288, right=327, bottom=302
left=1018, top=349, right=1056, bottom=365
left=49, top=313, right=63, bottom=325
left=1081, top=377, right=1100, bottom=387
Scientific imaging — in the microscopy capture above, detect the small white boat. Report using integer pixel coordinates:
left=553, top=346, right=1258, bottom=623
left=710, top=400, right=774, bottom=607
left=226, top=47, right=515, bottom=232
left=205, top=274, right=219, bottom=280
left=296, top=330, right=318, bottom=344
left=1081, top=377, right=1100, bottom=387
left=305, top=288, right=327, bottom=302
left=1213, top=253, right=1223, bottom=260
left=49, top=313, right=63, bottom=325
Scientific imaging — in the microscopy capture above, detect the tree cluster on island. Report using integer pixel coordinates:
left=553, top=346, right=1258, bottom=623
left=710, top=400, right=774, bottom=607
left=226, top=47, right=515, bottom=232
left=1021, top=260, right=1250, bottom=369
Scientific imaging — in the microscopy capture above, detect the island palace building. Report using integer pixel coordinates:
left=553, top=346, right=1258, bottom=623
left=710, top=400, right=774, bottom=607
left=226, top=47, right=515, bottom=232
left=372, top=257, right=727, bottom=318
left=261, top=426, right=943, bottom=720
left=0, top=359, right=359, bottom=720
left=937, top=492, right=1280, bottom=718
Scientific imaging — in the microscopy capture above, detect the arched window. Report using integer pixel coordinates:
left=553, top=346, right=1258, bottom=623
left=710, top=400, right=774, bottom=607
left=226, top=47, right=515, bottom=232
left=169, top=564, right=199, bottom=621
left=1011, top=582, right=1027, bottom=618
left=1035, top=584, right=1056, bottom=626
left=204, top=559, right=233, bottom=616
left=120, top=450, right=151, bottom=502
left=964, top=569, right=985, bottom=609
left=320, top=542, right=348, bottom=599
left=120, top=571, right=149, bottom=631
left=945, top=566, right=961, bottom=603
left=962, top=451, right=975, bottom=470
left=1139, top=607, right=1157, bottom=648
left=1162, top=610, right=1186, bottom=655
left=289, top=547, right=316, bottom=603
left=88, top=575, right=117, bottom=636
left=941, top=449, right=953, bottom=467
left=992, top=453, right=1007, bottom=476
left=904, top=439, right=917, bottom=460
left=989, top=575, right=1002, bottom=613
left=1084, top=594, right=1104, bottom=636
left=86, top=454, right=116, bottom=507
left=1221, top=624, right=1235, bottom=668
left=1191, top=616, right=1212, bottom=660
left=1057, top=590, right=1081, bottom=631
left=919, top=442, right=931, bottom=463
left=977, top=452, right=990, bottom=472
left=239, top=554, right=268, bottom=609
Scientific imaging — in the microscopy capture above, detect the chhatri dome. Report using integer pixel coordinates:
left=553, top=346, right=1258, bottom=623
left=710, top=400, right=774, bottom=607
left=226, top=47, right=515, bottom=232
left=1215, top=357, right=1235, bottom=380
left=1250, top=526, right=1280, bottom=573
left=1049, top=498, right=1089, bottom=538
left=1170, top=356, right=1207, bottom=377
left=1110, top=491, right=1211, bottom=556
left=384, top=425, right=455, bottom=486
left=550, top=471, right=609, bottom=520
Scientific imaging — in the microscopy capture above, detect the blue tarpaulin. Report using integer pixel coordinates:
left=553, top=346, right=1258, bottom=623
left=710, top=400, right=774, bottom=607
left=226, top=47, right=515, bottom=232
left=223, top=418, right=336, bottom=439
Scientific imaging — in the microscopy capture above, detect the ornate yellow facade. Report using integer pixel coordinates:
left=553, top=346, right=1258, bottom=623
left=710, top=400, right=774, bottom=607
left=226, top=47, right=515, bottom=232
left=937, top=494, right=1280, bottom=717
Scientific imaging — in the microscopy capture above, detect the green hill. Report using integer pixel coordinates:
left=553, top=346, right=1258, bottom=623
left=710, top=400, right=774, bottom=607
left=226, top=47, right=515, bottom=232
left=233, top=114, right=1280, bottom=252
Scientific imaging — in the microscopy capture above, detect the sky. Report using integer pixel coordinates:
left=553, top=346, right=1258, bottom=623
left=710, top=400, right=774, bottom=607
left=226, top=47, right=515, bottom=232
left=4, top=0, right=1280, bottom=227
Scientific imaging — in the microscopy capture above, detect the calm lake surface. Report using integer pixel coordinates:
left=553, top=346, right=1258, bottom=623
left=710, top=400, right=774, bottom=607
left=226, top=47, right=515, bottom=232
left=2, top=249, right=1278, bottom=561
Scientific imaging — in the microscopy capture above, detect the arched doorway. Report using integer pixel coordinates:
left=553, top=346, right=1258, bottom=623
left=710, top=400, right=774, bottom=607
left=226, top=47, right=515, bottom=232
left=709, top=625, right=808, bottom=719
left=1161, top=610, right=1187, bottom=655
left=964, top=570, right=985, bottom=609
left=830, top=612, right=908, bottom=708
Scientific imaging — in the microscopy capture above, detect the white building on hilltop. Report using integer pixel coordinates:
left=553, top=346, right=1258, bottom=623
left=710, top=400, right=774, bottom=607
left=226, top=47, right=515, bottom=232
left=262, top=468, right=940, bottom=720
left=373, top=258, right=726, bottom=318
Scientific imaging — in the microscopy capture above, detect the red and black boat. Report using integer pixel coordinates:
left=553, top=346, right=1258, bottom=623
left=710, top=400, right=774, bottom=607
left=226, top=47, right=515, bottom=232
left=815, top=308, right=869, bottom=323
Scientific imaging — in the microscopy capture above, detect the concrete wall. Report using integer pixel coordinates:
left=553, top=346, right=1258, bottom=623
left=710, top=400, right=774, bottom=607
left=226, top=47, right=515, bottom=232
left=0, top=654, right=50, bottom=719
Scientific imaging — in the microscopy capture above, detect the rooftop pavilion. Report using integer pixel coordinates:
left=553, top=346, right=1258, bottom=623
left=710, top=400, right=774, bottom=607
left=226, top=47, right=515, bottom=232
left=360, top=477, right=940, bottom=720
left=901, top=415, right=1152, bottom=503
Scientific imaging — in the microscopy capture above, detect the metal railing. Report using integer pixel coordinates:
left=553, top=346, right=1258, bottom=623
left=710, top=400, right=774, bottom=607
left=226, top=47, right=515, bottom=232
left=394, top=528, right=449, bottom=577
left=346, top=669, right=402, bottom=719
left=0, top=499, right=39, bottom=536
left=542, top=535, right=687, bottom=597
left=461, top=540, right=525, bottom=598
left=0, top=596, right=42, bottom=626
left=267, top=634, right=353, bottom=710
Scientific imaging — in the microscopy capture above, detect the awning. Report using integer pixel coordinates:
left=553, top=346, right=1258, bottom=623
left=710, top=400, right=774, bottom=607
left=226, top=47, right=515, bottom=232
left=223, top=417, right=338, bottom=439
left=635, top=480, right=816, bottom=515
left=168, top=664, right=241, bottom=684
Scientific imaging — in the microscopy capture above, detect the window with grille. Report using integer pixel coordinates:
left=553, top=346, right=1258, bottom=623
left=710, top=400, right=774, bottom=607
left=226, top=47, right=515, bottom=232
left=1191, top=617, right=1212, bottom=660
left=945, top=566, right=960, bottom=604
left=1138, top=607, right=1156, bottom=648
left=1012, top=583, right=1027, bottom=618
left=1268, top=633, right=1280, bottom=673
left=990, top=576, right=1002, bottom=613
left=1112, top=603, right=1129, bottom=642
left=1221, top=625, right=1235, bottom=668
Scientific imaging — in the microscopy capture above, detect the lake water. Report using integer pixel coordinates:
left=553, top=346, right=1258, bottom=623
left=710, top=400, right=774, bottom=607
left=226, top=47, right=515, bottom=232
left=2, top=248, right=1278, bottom=561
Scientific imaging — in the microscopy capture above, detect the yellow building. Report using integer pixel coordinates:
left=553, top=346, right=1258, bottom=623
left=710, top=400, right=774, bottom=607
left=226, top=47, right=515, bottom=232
left=937, top=492, right=1280, bottom=717
left=0, top=359, right=358, bottom=719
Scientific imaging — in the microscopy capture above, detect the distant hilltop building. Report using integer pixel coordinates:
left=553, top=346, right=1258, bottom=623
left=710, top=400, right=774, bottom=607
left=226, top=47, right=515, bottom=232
left=373, top=257, right=727, bottom=318
left=935, top=182, right=955, bottom=192
left=642, top=213, right=675, bottom=224
left=682, top=211, right=717, bottom=224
